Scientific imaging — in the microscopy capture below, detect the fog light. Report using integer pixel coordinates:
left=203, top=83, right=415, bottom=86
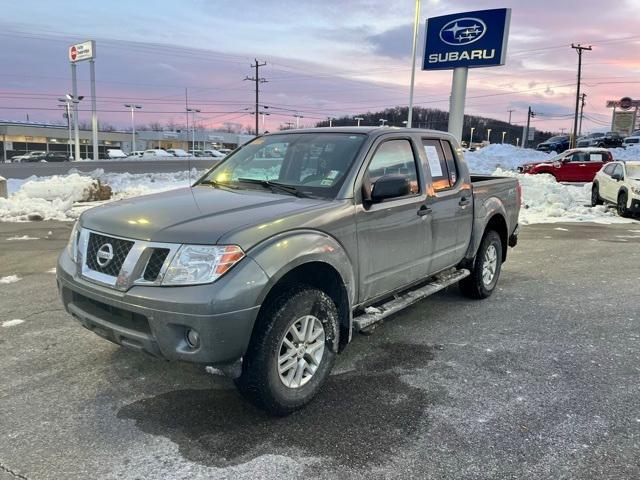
left=186, top=328, right=200, bottom=348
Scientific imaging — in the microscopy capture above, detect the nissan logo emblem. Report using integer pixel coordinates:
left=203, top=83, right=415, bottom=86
left=96, top=243, right=114, bottom=267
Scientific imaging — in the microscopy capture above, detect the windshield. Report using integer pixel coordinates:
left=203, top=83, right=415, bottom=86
left=546, top=136, right=566, bottom=142
left=626, top=165, right=640, bottom=179
left=197, top=133, right=366, bottom=199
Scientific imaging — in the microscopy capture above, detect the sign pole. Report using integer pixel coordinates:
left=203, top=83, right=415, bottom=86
left=71, top=62, right=81, bottom=161
left=90, top=59, right=98, bottom=161
left=447, top=67, right=468, bottom=142
left=406, top=0, right=421, bottom=128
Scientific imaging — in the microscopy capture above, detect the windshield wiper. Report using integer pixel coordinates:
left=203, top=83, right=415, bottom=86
left=236, top=178, right=308, bottom=198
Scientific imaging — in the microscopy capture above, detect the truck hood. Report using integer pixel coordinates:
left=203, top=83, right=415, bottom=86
left=80, top=186, right=327, bottom=245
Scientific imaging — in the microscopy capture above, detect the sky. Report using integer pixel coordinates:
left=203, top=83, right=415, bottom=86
left=1, top=0, right=640, bottom=135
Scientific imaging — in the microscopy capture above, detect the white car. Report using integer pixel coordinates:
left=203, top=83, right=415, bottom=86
left=11, top=151, right=46, bottom=163
left=203, top=149, right=226, bottom=158
left=623, top=131, right=640, bottom=148
left=592, top=161, right=640, bottom=217
left=142, top=149, right=173, bottom=158
left=166, top=148, right=190, bottom=157
left=106, top=148, right=128, bottom=159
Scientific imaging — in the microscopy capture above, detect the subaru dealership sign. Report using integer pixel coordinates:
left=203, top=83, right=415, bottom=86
left=423, top=9, right=511, bottom=70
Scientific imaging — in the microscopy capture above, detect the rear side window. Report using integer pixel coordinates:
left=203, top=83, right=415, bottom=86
left=422, top=139, right=458, bottom=191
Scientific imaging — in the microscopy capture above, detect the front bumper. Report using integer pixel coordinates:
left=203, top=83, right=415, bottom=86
left=628, top=195, right=640, bottom=213
left=57, top=249, right=269, bottom=365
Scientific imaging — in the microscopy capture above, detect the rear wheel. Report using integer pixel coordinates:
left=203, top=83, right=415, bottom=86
left=617, top=191, right=631, bottom=218
left=459, top=230, right=503, bottom=299
left=235, top=285, right=339, bottom=416
left=591, top=183, right=603, bottom=206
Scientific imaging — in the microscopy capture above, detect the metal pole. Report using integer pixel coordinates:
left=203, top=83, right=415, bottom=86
left=192, top=111, right=195, bottom=153
left=447, top=67, right=468, bottom=142
left=67, top=103, right=72, bottom=158
left=131, top=107, right=136, bottom=153
left=185, top=88, right=189, bottom=151
left=89, top=60, right=98, bottom=160
left=407, top=0, right=421, bottom=128
left=571, top=44, right=591, bottom=148
left=2, top=133, right=6, bottom=164
left=469, top=127, right=474, bottom=146
left=71, top=62, right=80, bottom=160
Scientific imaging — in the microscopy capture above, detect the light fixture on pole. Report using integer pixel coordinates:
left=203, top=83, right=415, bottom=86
left=379, top=118, right=388, bottom=127
left=294, top=113, right=304, bottom=129
left=486, top=128, right=492, bottom=143
left=58, top=98, right=73, bottom=158
left=501, top=131, right=507, bottom=143
left=59, top=95, right=83, bottom=159
left=354, top=117, right=364, bottom=127
left=124, top=104, right=142, bottom=154
left=186, top=108, right=201, bottom=152
left=469, top=127, right=475, bottom=146
left=261, top=111, right=271, bottom=131
left=327, top=116, right=336, bottom=127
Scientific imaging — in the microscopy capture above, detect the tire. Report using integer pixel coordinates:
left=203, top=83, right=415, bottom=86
left=591, top=183, right=603, bottom=206
left=617, top=191, right=631, bottom=218
left=235, top=285, right=339, bottom=416
left=459, top=230, right=503, bottom=300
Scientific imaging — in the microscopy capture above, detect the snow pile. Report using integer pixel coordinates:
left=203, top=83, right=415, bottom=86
left=6, top=235, right=39, bottom=240
left=465, top=144, right=551, bottom=173
left=609, top=144, right=640, bottom=161
left=0, top=275, right=21, bottom=284
left=2, top=319, right=24, bottom=327
left=1, top=169, right=203, bottom=221
left=494, top=168, right=633, bottom=224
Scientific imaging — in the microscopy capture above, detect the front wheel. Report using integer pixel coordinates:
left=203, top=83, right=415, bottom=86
left=591, top=184, right=603, bottom=206
left=459, top=230, right=503, bottom=299
left=617, top=191, right=631, bottom=218
left=235, top=285, right=339, bottom=416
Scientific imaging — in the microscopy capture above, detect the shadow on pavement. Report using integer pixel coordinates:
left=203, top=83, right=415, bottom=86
left=118, top=343, right=441, bottom=468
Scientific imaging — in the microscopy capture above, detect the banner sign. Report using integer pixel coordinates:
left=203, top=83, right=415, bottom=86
left=423, top=8, right=511, bottom=70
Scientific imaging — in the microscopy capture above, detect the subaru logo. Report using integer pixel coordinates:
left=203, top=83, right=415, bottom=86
left=439, top=17, right=487, bottom=46
left=96, top=243, right=114, bottom=267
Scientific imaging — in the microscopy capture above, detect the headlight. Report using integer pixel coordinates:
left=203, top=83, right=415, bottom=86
left=66, top=221, right=80, bottom=262
left=631, top=186, right=640, bottom=195
left=162, top=245, right=245, bottom=286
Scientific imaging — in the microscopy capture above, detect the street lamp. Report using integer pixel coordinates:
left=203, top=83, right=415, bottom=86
left=501, top=131, right=507, bottom=144
left=124, top=104, right=142, bottom=154
left=58, top=98, right=73, bottom=158
left=327, top=116, right=336, bottom=127
left=469, top=127, right=475, bottom=146
left=354, top=116, right=364, bottom=127
left=294, top=113, right=304, bottom=129
left=379, top=118, right=388, bottom=127
left=486, top=128, right=492, bottom=144
left=58, top=95, right=84, bottom=159
left=261, top=111, right=271, bottom=131
left=186, top=107, right=201, bottom=153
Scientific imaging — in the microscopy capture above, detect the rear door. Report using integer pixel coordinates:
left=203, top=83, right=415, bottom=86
left=421, top=137, right=472, bottom=273
left=583, top=151, right=607, bottom=182
left=563, top=152, right=590, bottom=182
left=355, top=137, right=432, bottom=302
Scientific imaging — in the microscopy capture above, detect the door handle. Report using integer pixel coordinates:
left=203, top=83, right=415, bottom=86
left=417, top=205, right=432, bottom=216
left=579, top=164, right=586, bottom=167
left=459, top=197, right=471, bottom=206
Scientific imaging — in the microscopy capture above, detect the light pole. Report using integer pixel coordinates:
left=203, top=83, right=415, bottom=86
left=60, top=94, right=83, bottom=159
left=186, top=107, right=201, bottom=152
left=124, top=104, right=142, bottom=154
left=327, top=116, right=335, bottom=127
left=501, top=131, right=507, bottom=144
left=261, top=111, right=271, bottom=131
left=486, top=128, right=492, bottom=144
left=379, top=118, right=388, bottom=127
left=469, top=127, right=475, bottom=146
left=354, top=116, right=364, bottom=127
left=58, top=98, right=73, bottom=158
left=294, top=113, right=304, bottom=129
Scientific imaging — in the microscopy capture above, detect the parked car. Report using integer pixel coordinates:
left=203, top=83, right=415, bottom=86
left=166, top=148, right=190, bottom=157
left=128, top=151, right=145, bottom=158
left=202, top=149, right=226, bottom=158
left=142, top=149, right=173, bottom=158
left=57, top=127, right=520, bottom=415
left=106, top=149, right=128, bottom=159
left=11, top=151, right=47, bottom=163
left=37, top=152, right=71, bottom=162
left=592, top=161, right=640, bottom=217
left=577, top=131, right=624, bottom=148
left=623, top=131, right=640, bottom=147
left=218, top=148, right=232, bottom=155
left=188, top=150, right=207, bottom=157
left=536, top=135, right=570, bottom=153
left=518, top=147, right=612, bottom=182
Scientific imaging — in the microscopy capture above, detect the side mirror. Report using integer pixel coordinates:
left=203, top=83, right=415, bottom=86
left=612, top=172, right=623, bottom=181
left=370, top=174, right=411, bottom=203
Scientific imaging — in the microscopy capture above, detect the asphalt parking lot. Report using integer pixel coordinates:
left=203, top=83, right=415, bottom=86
left=1, top=221, right=639, bottom=480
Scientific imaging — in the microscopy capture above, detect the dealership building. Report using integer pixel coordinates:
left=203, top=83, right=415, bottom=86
left=0, top=120, right=254, bottom=161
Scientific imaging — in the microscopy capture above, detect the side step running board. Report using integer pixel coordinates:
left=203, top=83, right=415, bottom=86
left=353, top=268, right=470, bottom=332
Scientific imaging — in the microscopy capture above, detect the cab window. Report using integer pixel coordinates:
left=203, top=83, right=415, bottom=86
left=422, top=139, right=458, bottom=191
left=366, top=139, right=419, bottom=195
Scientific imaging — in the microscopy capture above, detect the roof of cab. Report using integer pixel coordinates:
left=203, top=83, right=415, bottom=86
left=262, top=126, right=454, bottom=138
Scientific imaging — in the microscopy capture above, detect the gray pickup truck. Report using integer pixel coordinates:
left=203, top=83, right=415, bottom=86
left=57, top=127, right=520, bottom=415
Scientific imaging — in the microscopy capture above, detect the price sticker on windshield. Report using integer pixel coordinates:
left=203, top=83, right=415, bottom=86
left=423, top=145, right=443, bottom=177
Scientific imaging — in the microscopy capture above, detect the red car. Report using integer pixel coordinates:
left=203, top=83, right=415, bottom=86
left=518, top=148, right=613, bottom=182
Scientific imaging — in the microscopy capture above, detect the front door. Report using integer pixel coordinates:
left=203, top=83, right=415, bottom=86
left=355, top=137, right=432, bottom=303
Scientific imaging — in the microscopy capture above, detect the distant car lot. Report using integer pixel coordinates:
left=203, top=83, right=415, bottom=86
left=0, top=221, right=639, bottom=479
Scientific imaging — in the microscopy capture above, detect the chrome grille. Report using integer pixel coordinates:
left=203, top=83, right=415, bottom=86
left=85, top=232, right=134, bottom=277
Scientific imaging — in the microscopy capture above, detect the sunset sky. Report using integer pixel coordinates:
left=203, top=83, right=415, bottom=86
left=1, top=0, right=639, bottom=134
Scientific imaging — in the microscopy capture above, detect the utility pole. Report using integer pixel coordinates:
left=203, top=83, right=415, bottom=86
left=570, top=43, right=592, bottom=148
left=406, top=0, right=422, bottom=128
left=578, top=93, right=587, bottom=137
left=507, top=109, right=515, bottom=124
left=524, top=106, right=535, bottom=148
left=244, top=59, right=267, bottom=135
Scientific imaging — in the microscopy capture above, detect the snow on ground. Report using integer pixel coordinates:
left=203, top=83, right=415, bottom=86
left=1, top=168, right=203, bottom=221
left=1, top=319, right=25, bottom=327
left=6, top=235, right=39, bottom=240
left=0, top=275, right=21, bottom=284
left=465, top=144, right=551, bottom=173
left=609, top=144, right=640, bottom=161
